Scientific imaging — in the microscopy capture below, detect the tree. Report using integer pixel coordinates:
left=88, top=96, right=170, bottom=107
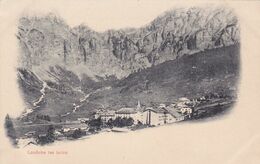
left=88, top=117, right=102, bottom=130
left=125, top=117, right=134, bottom=126
left=36, top=125, right=55, bottom=145
left=36, top=114, right=51, bottom=121
left=47, top=125, right=55, bottom=139
left=112, top=117, right=122, bottom=127
left=4, top=114, right=17, bottom=146
left=111, top=117, right=134, bottom=127
left=71, top=129, right=86, bottom=139
left=106, top=118, right=114, bottom=127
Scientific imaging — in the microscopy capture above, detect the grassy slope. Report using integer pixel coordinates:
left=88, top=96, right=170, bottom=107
left=86, top=44, right=240, bottom=109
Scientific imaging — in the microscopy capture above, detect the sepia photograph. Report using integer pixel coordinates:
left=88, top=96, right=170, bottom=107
left=0, top=0, right=260, bottom=164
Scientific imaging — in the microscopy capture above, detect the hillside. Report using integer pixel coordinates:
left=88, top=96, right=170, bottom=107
left=17, top=44, right=239, bottom=123
left=86, top=44, right=239, bottom=110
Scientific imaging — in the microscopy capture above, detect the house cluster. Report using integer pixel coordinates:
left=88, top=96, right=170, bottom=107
left=94, top=98, right=194, bottom=126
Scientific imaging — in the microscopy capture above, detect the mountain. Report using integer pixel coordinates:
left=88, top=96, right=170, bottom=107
left=17, top=7, right=239, bottom=79
left=15, top=6, right=240, bottom=122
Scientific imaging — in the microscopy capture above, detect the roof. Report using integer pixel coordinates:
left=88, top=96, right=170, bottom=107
left=169, top=110, right=183, bottom=118
left=116, top=108, right=137, bottom=114
left=178, top=97, right=190, bottom=102
left=100, top=111, right=115, bottom=116
left=96, top=110, right=115, bottom=116
left=166, top=107, right=183, bottom=118
left=144, top=107, right=168, bottom=114
left=156, top=107, right=168, bottom=113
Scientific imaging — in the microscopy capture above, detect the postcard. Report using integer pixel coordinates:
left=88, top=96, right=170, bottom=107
left=0, top=0, right=260, bottom=164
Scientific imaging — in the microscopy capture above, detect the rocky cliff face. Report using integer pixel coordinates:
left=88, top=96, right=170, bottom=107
left=17, top=7, right=239, bottom=80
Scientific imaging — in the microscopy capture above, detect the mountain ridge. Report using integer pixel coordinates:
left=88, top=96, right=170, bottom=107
left=17, top=7, right=239, bottom=80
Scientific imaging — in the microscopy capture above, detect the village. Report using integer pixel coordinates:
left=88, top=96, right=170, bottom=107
left=13, top=94, right=234, bottom=147
left=93, top=98, right=192, bottom=127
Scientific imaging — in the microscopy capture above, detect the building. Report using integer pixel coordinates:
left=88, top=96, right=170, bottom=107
left=77, top=118, right=90, bottom=123
left=115, top=108, right=143, bottom=124
left=94, top=110, right=116, bottom=122
left=93, top=101, right=144, bottom=124
left=175, top=97, right=194, bottom=118
left=142, top=107, right=176, bottom=126
left=166, top=106, right=185, bottom=122
left=92, top=100, right=188, bottom=127
left=141, top=103, right=188, bottom=126
left=176, top=97, right=191, bottom=107
left=179, top=107, right=193, bottom=115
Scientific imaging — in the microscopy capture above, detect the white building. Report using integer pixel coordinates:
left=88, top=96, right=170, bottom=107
left=94, top=110, right=116, bottom=122
left=179, top=107, right=193, bottom=115
left=141, top=107, right=174, bottom=126
left=93, top=100, right=188, bottom=126
left=175, top=97, right=193, bottom=118
left=115, top=108, right=143, bottom=124
left=141, top=104, right=187, bottom=126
